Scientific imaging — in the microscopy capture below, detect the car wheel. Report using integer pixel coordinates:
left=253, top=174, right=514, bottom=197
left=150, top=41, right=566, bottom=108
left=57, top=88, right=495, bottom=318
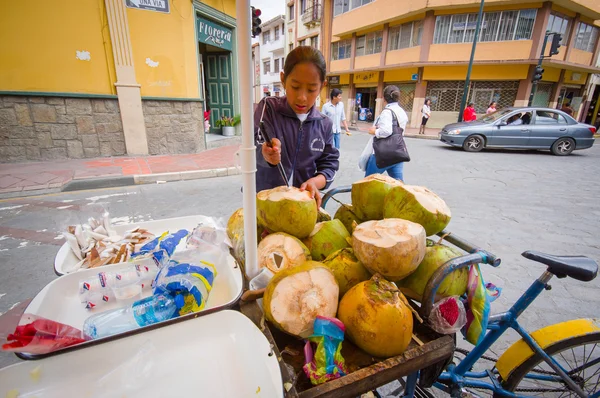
left=463, top=135, right=485, bottom=152
left=551, top=137, right=575, bottom=156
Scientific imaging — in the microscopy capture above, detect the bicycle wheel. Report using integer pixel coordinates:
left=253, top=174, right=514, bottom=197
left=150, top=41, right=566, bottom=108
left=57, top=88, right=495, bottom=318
left=501, top=332, right=600, bottom=397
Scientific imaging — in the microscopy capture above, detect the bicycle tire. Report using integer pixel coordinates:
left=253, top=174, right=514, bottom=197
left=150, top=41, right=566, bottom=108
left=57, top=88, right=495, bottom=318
left=499, top=332, right=600, bottom=397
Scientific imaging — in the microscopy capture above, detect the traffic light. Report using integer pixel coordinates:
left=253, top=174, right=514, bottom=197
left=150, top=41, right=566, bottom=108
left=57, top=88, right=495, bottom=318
left=532, top=65, right=544, bottom=83
left=549, top=33, right=562, bottom=56
left=251, top=7, right=262, bottom=38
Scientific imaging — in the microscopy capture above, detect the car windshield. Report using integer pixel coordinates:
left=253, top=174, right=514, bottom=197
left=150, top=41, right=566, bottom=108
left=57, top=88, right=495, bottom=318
left=479, top=108, right=514, bottom=123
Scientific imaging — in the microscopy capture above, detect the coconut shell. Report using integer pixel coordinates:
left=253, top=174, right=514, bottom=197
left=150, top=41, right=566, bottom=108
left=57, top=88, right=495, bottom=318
left=317, top=208, right=332, bottom=222
left=352, top=218, right=426, bottom=281
left=226, top=208, right=244, bottom=241
left=258, top=232, right=311, bottom=274
left=322, top=248, right=371, bottom=296
left=333, top=204, right=363, bottom=234
left=337, top=274, right=413, bottom=358
left=257, top=187, right=318, bottom=239
left=263, top=261, right=339, bottom=338
left=351, top=174, right=403, bottom=221
left=302, top=220, right=350, bottom=261
left=383, top=185, right=451, bottom=236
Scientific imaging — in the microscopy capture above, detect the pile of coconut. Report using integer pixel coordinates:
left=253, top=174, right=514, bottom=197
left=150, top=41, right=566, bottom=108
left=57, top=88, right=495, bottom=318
left=227, top=175, right=467, bottom=359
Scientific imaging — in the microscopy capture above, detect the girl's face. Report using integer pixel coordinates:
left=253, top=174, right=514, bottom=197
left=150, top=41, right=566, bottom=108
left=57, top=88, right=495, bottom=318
left=281, top=62, right=324, bottom=114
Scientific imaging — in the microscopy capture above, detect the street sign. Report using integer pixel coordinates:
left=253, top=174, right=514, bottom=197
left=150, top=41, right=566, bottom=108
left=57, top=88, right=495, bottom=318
left=126, top=0, right=169, bottom=13
left=329, top=76, right=340, bottom=85
left=197, top=17, right=233, bottom=51
left=411, top=73, right=419, bottom=81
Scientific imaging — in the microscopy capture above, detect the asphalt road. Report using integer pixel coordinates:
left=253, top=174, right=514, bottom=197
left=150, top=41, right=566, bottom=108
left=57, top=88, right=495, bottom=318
left=1, top=132, right=599, bottom=389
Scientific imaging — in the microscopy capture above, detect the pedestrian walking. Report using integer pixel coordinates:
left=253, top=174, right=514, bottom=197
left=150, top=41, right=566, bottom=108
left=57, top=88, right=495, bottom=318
left=322, top=88, right=350, bottom=149
left=463, top=102, right=477, bottom=122
left=486, top=101, right=497, bottom=114
left=419, top=98, right=431, bottom=135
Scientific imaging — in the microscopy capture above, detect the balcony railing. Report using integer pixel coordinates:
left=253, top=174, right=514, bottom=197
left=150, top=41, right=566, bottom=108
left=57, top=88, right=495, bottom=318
left=302, top=4, right=322, bottom=26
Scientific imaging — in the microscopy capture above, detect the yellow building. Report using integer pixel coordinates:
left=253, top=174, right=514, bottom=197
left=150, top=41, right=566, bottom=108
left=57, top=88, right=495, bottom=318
left=321, top=0, right=600, bottom=128
left=0, top=0, right=239, bottom=162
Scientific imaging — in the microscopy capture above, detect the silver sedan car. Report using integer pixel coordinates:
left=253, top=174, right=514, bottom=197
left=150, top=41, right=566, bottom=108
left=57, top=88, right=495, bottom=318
left=439, top=107, right=596, bottom=155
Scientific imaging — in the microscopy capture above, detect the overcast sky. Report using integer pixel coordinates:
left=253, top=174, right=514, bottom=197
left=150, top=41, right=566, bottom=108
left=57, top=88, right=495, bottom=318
left=251, top=0, right=285, bottom=25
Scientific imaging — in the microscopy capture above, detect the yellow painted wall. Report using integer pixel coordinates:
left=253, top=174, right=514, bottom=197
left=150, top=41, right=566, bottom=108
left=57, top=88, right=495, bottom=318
left=0, top=0, right=115, bottom=94
left=542, top=66, right=562, bottom=82
left=564, top=70, right=588, bottom=84
left=331, top=58, right=352, bottom=73
left=383, top=67, right=419, bottom=82
left=354, top=54, right=381, bottom=69
left=340, top=74, right=350, bottom=84
left=202, top=0, right=236, bottom=18
left=385, top=47, right=421, bottom=66
left=567, top=48, right=593, bottom=66
left=423, top=64, right=530, bottom=80
left=428, top=41, right=532, bottom=62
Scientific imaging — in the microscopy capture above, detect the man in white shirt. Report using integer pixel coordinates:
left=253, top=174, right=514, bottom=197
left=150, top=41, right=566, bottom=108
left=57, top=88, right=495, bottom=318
left=321, top=88, right=350, bottom=149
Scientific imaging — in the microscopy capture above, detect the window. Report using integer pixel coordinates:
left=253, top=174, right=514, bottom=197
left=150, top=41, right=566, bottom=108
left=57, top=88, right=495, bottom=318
left=300, top=0, right=306, bottom=14
left=263, top=60, right=270, bottom=74
left=263, top=30, right=270, bottom=45
left=288, top=4, right=295, bottom=20
left=334, top=0, right=372, bottom=16
left=311, top=35, right=319, bottom=49
left=299, top=39, right=306, bottom=46
left=289, top=43, right=294, bottom=52
left=388, top=21, right=423, bottom=50
left=574, top=22, right=599, bottom=52
left=547, top=12, right=570, bottom=44
left=331, top=39, right=352, bottom=60
left=535, top=110, right=566, bottom=125
left=274, top=26, right=280, bottom=41
left=433, top=9, right=537, bottom=44
left=356, top=31, right=382, bottom=56
left=274, top=58, right=279, bottom=73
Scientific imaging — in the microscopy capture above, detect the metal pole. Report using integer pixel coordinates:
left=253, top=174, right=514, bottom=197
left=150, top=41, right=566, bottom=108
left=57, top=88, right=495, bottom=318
left=457, top=0, right=485, bottom=122
left=528, top=33, right=550, bottom=107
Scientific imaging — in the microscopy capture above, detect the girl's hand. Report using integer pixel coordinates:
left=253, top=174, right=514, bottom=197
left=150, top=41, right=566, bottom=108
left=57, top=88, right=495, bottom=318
left=300, top=175, right=326, bottom=208
left=368, top=127, right=376, bottom=135
left=262, top=138, right=281, bottom=165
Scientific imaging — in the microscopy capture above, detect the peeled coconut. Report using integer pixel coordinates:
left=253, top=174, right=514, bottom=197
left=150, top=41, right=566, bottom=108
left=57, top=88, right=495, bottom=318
left=334, top=204, right=363, bottom=234
left=352, top=219, right=426, bottom=281
left=257, top=232, right=311, bottom=274
left=257, top=186, right=317, bottom=239
left=398, top=243, right=466, bottom=302
left=352, top=174, right=403, bottom=221
left=322, top=248, right=371, bottom=296
left=303, top=220, right=351, bottom=261
left=383, top=185, right=451, bottom=236
left=338, top=274, right=413, bottom=358
left=263, top=261, right=339, bottom=338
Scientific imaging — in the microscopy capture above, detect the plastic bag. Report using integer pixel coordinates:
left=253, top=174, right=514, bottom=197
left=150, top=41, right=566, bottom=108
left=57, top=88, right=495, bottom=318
left=429, top=296, right=467, bottom=334
left=131, top=229, right=189, bottom=265
left=358, top=137, right=373, bottom=171
left=186, top=218, right=229, bottom=254
left=462, top=264, right=501, bottom=345
left=303, top=316, right=348, bottom=385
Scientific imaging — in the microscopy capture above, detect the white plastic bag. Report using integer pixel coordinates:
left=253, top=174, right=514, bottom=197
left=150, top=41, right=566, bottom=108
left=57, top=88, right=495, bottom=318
left=358, top=137, right=373, bottom=172
left=428, top=296, right=467, bottom=334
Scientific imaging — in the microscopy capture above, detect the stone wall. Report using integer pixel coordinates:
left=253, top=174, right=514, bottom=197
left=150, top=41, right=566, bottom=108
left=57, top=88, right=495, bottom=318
left=142, top=100, right=206, bottom=155
left=0, top=96, right=126, bottom=162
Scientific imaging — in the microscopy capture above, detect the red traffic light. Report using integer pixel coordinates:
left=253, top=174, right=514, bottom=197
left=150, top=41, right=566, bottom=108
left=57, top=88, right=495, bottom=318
left=253, top=8, right=261, bottom=17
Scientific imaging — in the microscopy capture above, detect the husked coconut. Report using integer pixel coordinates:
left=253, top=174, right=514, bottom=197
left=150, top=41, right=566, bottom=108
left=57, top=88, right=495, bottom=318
left=258, top=232, right=311, bottom=274
left=383, top=185, right=451, bottom=236
left=257, top=186, right=318, bottom=239
left=352, top=219, right=426, bottom=281
left=322, top=248, right=371, bottom=296
left=334, top=204, right=363, bottom=234
left=351, top=174, right=403, bottom=221
left=303, top=220, right=350, bottom=261
left=263, top=261, right=339, bottom=338
left=338, top=274, right=413, bottom=358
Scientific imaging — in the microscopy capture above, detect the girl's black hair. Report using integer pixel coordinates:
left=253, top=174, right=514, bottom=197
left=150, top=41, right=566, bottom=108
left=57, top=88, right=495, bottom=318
left=425, top=98, right=431, bottom=105
left=383, top=85, right=400, bottom=103
left=488, top=101, right=496, bottom=108
left=283, top=46, right=327, bottom=83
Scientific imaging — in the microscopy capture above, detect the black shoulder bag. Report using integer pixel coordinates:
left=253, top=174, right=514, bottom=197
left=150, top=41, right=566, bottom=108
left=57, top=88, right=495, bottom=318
left=372, top=108, right=410, bottom=168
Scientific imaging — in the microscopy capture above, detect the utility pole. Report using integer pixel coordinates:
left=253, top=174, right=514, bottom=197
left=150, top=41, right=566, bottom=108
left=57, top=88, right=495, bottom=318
left=457, top=0, right=485, bottom=122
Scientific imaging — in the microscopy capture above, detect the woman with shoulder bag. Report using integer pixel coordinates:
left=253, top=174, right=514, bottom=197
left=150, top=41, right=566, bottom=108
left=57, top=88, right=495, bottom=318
left=365, top=85, right=410, bottom=181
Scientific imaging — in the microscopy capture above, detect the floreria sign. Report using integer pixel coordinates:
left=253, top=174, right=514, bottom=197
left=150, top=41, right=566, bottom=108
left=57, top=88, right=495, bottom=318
left=197, top=17, right=233, bottom=51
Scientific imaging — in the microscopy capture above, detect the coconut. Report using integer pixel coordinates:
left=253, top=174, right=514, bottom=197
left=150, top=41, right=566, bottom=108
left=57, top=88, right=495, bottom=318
left=322, top=248, right=371, bottom=296
left=258, top=232, right=311, bottom=274
left=383, top=185, right=451, bottom=236
left=397, top=243, right=466, bottom=302
left=257, top=186, right=318, bottom=239
left=337, top=274, right=413, bottom=358
left=263, top=261, right=339, bottom=338
left=351, top=174, right=403, bottom=221
left=317, top=208, right=332, bottom=222
left=352, top=218, right=426, bottom=281
left=302, top=220, right=351, bottom=261
left=334, top=204, right=363, bottom=234
left=226, top=208, right=244, bottom=241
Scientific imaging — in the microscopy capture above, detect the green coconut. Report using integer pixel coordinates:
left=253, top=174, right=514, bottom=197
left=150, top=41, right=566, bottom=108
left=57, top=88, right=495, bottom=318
left=256, top=186, right=318, bottom=239
left=397, top=243, right=466, bottom=302
left=352, top=218, right=426, bottom=281
left=334, top=204, right=363, bottom=234
left=383, top=185, right=451, bottom=236
left=352, top=174, right=403, bottom=221
left=226, top=208, right=244, bottom=241
left=317, top=208, right=332, bottom=222
left=322, top=248, right=371, bottom=296
left=263, top=261, right=339, bottom=338
left=257, top=232, right=311, bottom=274
left=302, top=219, right=351, bottom=261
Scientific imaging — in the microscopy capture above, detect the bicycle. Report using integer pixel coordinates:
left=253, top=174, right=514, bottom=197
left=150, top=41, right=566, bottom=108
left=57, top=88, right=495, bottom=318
left=322, top=186, right=600, bottom=398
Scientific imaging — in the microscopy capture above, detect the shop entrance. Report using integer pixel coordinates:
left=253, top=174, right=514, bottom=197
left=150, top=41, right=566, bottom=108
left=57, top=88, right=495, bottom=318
left=355, top=87, right=377, bottom=122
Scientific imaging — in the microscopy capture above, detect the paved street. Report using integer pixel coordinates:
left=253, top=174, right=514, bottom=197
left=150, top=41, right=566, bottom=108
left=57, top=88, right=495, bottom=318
left=1, top=131, right=599, bottom=386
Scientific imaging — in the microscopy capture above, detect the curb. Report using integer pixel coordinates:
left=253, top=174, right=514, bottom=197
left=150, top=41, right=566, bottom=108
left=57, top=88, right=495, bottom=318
left=405, top=134, right=439, bottom=141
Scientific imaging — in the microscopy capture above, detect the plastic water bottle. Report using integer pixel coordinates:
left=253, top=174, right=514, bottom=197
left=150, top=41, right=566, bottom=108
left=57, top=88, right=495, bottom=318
left=83, top=294, right=180, bottom=339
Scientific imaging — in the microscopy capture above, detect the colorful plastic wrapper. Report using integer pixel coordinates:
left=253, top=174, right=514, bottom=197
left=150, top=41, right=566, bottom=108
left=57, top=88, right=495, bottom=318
left=131, top=229, right=189, bottom=264
left=429, top=296, right=467, bottom=334
left=303, top=316, right=348, bottom=385
left=462, top=264, right=501, bottom=345
left=2, top=314, right=86, bottom=355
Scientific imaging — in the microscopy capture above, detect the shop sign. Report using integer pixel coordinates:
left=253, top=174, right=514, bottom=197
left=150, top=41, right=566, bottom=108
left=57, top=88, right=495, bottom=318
left=329, top=76, right=340, bottom=85
left=571, top=73, right=582, bottom=81
left=353, top=72, right=378, bottom=84
left=453, top=20, right=487, bottom=31
left=126, top=0, right=170, bottom=13
left=198, top=17, right=233, bottom=51
left=411, top=73, right=419, bottom=81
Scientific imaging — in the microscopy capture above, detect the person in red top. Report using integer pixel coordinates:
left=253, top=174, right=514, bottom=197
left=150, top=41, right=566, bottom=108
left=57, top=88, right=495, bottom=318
left=463, top=102, right=477, bottom=122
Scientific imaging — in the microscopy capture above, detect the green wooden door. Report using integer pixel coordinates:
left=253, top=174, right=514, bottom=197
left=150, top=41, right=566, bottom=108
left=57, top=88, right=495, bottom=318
left=205, top=53, right=233, bottom=134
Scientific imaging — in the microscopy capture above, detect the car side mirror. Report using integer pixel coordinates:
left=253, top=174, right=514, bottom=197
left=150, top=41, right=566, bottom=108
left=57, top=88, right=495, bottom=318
left=497, top=121, right=507, bottom=127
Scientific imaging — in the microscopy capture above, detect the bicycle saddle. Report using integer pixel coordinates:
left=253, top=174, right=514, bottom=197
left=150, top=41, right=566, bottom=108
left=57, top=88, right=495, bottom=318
left=522, top=251, right=598, bottom=282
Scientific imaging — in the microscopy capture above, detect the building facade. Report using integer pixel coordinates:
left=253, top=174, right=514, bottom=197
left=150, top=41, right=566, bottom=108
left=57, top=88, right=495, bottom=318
left=0, top=0, right=239, bottom=163
left=322, top=0, right=600, bottom=128
left=259, top=16, right=286, bottom=97
left=285, top=1, right=324, bottom=53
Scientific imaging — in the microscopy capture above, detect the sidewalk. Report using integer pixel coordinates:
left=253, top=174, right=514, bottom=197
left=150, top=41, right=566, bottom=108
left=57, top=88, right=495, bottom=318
left=0, top=145, right=240, bottom=199
left=350, top=121, right=440, bottom=139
